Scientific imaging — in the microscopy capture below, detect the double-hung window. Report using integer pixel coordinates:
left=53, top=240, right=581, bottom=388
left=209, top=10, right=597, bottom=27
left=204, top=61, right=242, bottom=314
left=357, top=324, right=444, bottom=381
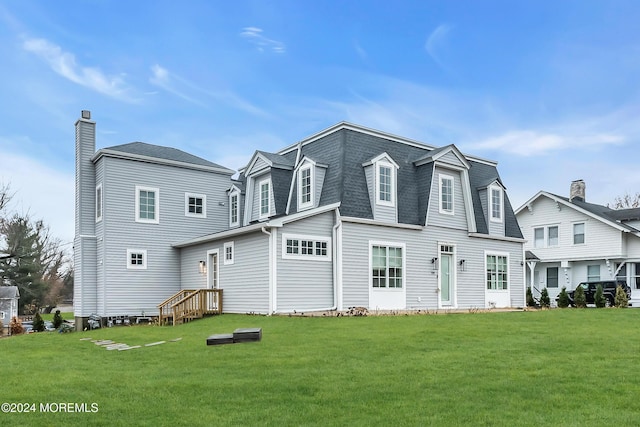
left=372, top=245, right=403, bottom=289
left=378, top=164, right=393, bottom=205
left=135, top=186, right=159, bottom=224
left=486, top=254, right=508, bottom=290
left=547, top=267, right=559, bottom=288
left=573, top=223, right=585, bottom=245
left=587, top=265, right=600, bottom=281
left=490, top=186, right=503, bottom=222
left=298, top=166, right=313, bottom=209
left=440, top=174, right=454, bottom=214
left=229, top=192, right=239, bottom=227
left=224, top=242, right=234, bottom=265
left=259, top=179, right=271, bottom=219
left=534, top=228, right=545, bottom=248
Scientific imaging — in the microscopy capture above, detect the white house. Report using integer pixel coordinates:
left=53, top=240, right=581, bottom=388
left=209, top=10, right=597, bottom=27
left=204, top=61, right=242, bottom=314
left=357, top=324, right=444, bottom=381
left=74, top=111, right=526, bottom=328
left=0, top=286, right=19, bottom=333
left=516, top=180, right=640, bottom=304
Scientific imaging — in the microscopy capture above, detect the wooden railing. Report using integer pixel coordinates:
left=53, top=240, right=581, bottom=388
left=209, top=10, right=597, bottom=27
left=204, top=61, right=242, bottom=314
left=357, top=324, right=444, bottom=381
left=157, top=289, right=223, bottom=325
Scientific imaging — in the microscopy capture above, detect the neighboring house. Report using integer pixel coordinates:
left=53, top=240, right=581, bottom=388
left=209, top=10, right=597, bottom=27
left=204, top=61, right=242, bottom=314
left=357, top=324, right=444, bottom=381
left=0, top=286, right=20, bottom=332
left=516, top=180, right=640, bottom=304
left=74, top=111, right=525, bottom=327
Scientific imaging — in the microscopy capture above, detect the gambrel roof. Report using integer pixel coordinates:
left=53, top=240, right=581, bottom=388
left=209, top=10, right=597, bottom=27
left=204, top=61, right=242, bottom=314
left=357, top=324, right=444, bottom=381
left=0, top=286, right=19, bottom=299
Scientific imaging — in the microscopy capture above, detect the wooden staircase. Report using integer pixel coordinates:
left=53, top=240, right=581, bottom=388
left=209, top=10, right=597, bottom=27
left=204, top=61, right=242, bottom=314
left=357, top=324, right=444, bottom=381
left=157, top=289, right=223, bottom=325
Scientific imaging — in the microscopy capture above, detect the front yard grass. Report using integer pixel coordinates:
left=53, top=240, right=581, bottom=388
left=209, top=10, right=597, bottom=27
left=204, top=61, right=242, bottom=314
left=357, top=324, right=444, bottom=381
left=2, top=309, right=640, bottom=426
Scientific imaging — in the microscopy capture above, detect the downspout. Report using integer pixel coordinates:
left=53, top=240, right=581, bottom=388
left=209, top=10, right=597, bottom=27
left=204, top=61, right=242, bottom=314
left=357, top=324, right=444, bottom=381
left=261, top=226, right=274, bottom=314
left=332, top=208, right=342, bottom=311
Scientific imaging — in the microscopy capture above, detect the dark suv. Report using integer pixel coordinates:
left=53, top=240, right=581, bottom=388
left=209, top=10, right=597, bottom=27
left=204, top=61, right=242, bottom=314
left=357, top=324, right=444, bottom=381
left=567, top=280, right=632, bottom=306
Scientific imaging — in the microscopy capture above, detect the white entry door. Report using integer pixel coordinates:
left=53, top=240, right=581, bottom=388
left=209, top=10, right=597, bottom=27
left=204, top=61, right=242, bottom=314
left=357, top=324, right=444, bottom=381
left=207, top=250, right=218, bottom=310
left=440, top=253, right=453, bottom=306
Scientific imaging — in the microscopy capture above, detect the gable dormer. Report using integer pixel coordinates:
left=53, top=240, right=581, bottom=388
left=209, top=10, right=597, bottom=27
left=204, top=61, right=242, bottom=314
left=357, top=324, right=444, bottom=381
left=287, top=156, right=328, bottom=213
left=478, top=179, right=506, bottom=236
left=227, top=183, right=243, bottom=228
left=415, top=145, right=477, bottom=233
left=362, top=152, right=399, bottom=223
left=242, top=151, right=294, bottom=223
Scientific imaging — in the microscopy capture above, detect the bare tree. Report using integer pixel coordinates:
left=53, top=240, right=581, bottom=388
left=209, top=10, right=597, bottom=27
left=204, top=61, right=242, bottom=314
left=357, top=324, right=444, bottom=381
left=608, top=192, right=640, bottom=209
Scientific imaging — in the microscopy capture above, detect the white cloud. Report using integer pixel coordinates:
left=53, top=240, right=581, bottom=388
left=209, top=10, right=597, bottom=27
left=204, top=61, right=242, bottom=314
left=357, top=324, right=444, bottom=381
left=469, top=129, right=625, bottom=156
left=240, top=27, right=286, bottom=54
left=425, top=24, right=453, bottom=69
left=22, top=37, right=135, bottom=102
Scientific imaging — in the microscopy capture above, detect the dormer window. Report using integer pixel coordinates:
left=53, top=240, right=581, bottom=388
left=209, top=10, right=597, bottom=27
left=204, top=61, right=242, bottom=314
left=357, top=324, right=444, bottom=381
left=259, top=178, right=271, bottom=219
left=229, top=189, right=239, bottom=227
left=298, top=164, right=313, bottom=210
left=376, top=161, right=396, bottom=206
left=489, top=185, right=503, bottom=222
left=439, top=174, right=454, bottom=215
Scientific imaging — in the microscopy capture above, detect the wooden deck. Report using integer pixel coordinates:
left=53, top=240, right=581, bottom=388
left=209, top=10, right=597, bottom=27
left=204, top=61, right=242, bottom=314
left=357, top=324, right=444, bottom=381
left=157, top=289, right=223, bottom=325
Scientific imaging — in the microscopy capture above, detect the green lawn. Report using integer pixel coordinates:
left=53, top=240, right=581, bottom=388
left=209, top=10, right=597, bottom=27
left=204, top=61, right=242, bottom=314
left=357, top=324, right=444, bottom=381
left=2, top=309, right=640, bottom=426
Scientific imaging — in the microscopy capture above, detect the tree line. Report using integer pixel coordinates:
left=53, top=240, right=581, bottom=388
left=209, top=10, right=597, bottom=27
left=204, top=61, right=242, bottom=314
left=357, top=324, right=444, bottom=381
left=0, top=183, right=72, bottom=314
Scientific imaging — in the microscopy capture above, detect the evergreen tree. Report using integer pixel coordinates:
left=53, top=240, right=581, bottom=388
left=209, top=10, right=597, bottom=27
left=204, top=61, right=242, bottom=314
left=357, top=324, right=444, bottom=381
left=574, top=285, right=587, bottom=308
left=526, top=287, right=535, bottom=307
left=53, top=309, right=63, bottom=329
left=614, top=285, right=629, bottom=308
left=540, top=288, right=550, bottom=308
left=557, top=287, right=570, bottom=308
left=594, top=284, right=606, bottom=308
left=32, top=312, right=45, bottom=332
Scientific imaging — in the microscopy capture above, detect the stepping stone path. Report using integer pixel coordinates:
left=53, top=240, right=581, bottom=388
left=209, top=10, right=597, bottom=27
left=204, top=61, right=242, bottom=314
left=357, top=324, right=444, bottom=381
left=81, top=337, right=182, bottom=351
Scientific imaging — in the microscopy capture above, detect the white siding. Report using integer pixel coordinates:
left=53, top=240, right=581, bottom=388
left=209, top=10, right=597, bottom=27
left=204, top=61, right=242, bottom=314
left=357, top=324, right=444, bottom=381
left=427, top=167, right=468, bottom=230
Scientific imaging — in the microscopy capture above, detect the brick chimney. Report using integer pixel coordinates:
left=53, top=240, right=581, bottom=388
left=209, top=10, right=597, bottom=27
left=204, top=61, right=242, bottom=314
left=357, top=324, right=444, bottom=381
left=569, top=179, right=585, bottom=203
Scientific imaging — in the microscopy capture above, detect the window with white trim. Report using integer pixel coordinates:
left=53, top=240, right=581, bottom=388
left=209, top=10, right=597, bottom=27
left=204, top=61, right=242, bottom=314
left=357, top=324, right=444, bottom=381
left=486, top=254, right=508, bottom=290
left=135, top=186, right=159, bottom=224
left=534, top=225, right=559, bottom=248
left=534, top=227, right=544, bottom=248
left=490, top=185, right=503, bottom=222
left=282, top=234, right=330, bottom=260
left=377, top=163, right=393, bottom=205
left=548, top=226, right=559, bottom=246
left=229, top=191, right=239, bottom=227
left=185, top=193, right=206, bottom=218
left=547, top=267, right=558, bottom=288
left=372, top=244, right=403, bottom=289
left=587, top=265, right=600, bottom=281
left=298, top=165, right=313, bottom=209
left=224, top=242, right=234, bottom=265
left=127, top=249, right=147, bottom=269
left=96, top=183, right=103, bottom=222
left=259, top=179, right=271, bottom=219
left=573, top=222, right=585, bottom=245
left=440, top=174, right=454, bottom=214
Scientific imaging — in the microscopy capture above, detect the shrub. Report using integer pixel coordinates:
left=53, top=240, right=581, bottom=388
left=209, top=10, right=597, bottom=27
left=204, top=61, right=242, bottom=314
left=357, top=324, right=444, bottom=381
left=574, top=285, right=587, bottom=308
left=53, top=310, right=63, bottom=329
left=615, top=285, right=629, bottom=308
left=540, top=288, right=550, bottom=308
left=557, top=287, right=570, bottom=308
left=526, top=287, right=535, bottom=307
left=594, top=284, right=606, bottom=308
left=33, top=312, right=45, bottom=332
left=9, top=316, right=24, bottom=335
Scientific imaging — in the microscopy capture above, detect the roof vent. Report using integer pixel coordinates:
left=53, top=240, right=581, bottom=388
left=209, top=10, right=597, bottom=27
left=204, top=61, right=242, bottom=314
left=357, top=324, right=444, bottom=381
left=81, top=110, right=91, bottom=120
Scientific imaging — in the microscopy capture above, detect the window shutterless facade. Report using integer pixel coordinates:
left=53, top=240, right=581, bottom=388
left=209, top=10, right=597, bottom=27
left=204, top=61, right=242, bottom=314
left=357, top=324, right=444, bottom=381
left=573, top=222, right=585, bottom=244
left=440, top=174, right=454, bottom=214
left=224, top=241, right=234, bottom=265
left=534, top=227, right=544, bottom=248
left=282, top=234, right=330, bottom=260
left=486, top=254, right=508, bottom=290
left=587, top=265, right=600, bottom=281
left=377, top=164, right=393, bottom=205
left=490, top=185, right=503, bottom=222
left=127, top=249, right=147, bottom=269
left=371, top=245, right=403, bottom=288
left=547, top=267, right=559, bottom=288
left=298, top=165, right=313, bottom=209
left=229, top=191, right=239, bottom=227
left=259, top=179, right=271, bottom=219
left=185, top=193, right=206, bottom=218
left=135, top=186, right=159, bottom=224
left=96, top=183, right=103, bottom=222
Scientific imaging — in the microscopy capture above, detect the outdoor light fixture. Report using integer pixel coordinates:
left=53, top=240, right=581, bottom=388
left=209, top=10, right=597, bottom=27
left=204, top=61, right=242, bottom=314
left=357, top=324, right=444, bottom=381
left=199, top=260, right=206, bottom=274
left=431, top=257, right=438, bottom=270
left=458, top=259, right=466, bottom=271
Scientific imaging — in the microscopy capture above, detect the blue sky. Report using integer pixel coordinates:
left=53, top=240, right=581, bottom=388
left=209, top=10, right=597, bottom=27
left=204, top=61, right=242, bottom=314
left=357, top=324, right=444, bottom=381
left=1, top=0, right=639, bottom=246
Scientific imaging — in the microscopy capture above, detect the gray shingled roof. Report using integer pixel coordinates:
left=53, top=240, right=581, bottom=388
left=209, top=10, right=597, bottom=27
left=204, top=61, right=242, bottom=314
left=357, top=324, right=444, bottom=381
left=105, top=142, right=232, bottom=171
left=256, top=151, right=295, bottom=169
left=0, top=286, right=19, bottom=299
left=282, top=127, right=523, bottom=239
left=551, top=194, right=640, bottom=232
